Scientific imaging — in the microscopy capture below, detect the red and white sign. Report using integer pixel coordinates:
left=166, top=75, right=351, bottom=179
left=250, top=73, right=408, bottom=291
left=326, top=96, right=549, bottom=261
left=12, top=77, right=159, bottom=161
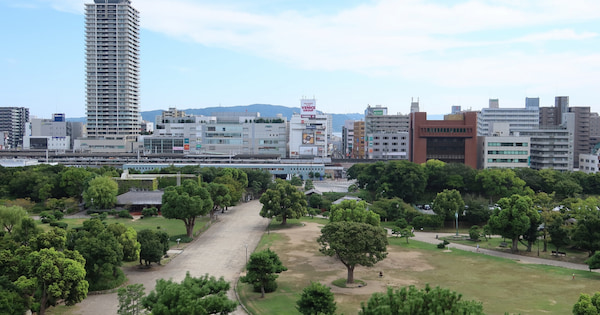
left=301, top=99, right=316, bottom=118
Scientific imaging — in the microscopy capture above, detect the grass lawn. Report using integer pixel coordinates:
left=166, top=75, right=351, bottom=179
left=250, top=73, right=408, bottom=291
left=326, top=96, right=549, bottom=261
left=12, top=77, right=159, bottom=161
left=239, top=219, right=600, bottom=315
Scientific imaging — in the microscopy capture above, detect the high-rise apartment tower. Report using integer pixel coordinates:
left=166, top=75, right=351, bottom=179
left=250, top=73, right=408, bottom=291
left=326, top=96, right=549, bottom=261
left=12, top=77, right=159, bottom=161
left=85, top=0, right=140, bottom=140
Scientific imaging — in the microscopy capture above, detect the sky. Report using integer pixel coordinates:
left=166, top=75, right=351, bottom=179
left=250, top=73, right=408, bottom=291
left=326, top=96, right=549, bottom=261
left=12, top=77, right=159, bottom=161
left=1, top=0, right=599, bottom=119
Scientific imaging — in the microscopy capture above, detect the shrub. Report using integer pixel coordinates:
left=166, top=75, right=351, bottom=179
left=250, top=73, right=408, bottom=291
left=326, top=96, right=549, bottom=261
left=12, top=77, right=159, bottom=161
left=118, top=210, right=133, bottom=219
left=142, top=207, right=158, bottom=218
left=469, top=225, right=481, bottom=241
left=437, top=242, right=446, bottom=249
left=49, top=221, right=68, bottom=229
left=252, top=279, right=278, bottom=293
left=52, top=210, right=64, bottom=220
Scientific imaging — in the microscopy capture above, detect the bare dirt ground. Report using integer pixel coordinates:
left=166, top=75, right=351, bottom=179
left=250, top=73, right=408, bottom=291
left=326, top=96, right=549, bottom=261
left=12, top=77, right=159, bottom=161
left=270, top=221, right=432, bottom=299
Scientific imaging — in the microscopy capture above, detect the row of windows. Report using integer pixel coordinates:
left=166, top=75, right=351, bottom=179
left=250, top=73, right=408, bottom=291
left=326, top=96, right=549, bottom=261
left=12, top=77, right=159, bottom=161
left=373, top=136, right=407, bottom=140
left=488, top=142, right=528, bottom=147
left=422, top=127, right=471, bottom=133
left=488, top=159, right=528, bottom=163
left=487, top=150, right=528, bottom=155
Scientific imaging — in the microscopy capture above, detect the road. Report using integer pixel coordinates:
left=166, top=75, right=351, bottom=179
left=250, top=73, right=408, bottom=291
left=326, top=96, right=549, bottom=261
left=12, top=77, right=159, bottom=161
left=70, top=200, right=269, bottom=315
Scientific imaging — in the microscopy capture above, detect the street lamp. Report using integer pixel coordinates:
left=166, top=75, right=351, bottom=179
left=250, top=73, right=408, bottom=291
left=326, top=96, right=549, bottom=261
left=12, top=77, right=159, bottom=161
left=455, top=211, right=459, bottom=236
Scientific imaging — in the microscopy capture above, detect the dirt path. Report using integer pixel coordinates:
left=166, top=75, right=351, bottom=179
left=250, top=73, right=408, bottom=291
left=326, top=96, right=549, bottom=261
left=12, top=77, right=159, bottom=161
left=69, top=200, right=269, bottom=315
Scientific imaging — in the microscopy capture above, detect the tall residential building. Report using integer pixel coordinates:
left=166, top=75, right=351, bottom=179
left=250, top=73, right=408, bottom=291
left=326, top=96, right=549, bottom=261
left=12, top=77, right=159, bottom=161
left=0, top=107, right=29, bottom=149
left=85, top=0, right=140, bottom=140
left=341, top=120, right=355, bottom=158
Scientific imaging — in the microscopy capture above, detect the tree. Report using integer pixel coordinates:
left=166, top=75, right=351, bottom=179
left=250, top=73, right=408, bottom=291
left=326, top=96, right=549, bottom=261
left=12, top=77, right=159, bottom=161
left=259, top=179, right=307, bottom=225
left=240, top=249, right=287, bottom=298
left=400, top=227, right=414, bottom=244
left=329, top=200, right=380, bottom=226
left=118, top=283, right=146, bottom=315
left=24, top=248, right=89, bottom=315
left=571, top=197, right=600, bottom=257
left=533, top=192, right=558, bottom=252
left=573, top=292, right=600, bottom=315
left=59, top=167, right=94, bottom=201
left=296, top=281, right=336, bottom=315
left=204, top=182, right=231, bottom=219
left=318, top=221, right=388, bottom=284
left=359, top=284, right=484, bottom=315
left=548, top=217, right=570, bottom=253
left=487, top=194, right=539, bottom=253
left=143, top=272, right=237, bottom=315
left=83, top=176, right=118, bottom=209
left=0, top=205, right=28, bottom=234
left=138, top=229, right=169, bottom=267
left=475, top=168, right=530, bottom=202
left=469, top=225, right=481, bottom=241
left=107, top=223, right=141, bottom=262
left=585, top=252, right=600, bottom=271
left=214, top=168, right=248, bottom=205
left=161, top=179, right=213, bottom=238
left=290, top=175, right=303, bottom=186
left=432, top=189, right=465, bottom=221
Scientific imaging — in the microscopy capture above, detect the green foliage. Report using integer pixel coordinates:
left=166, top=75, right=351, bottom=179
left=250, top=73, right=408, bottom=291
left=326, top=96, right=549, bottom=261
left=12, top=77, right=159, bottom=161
left=83, top=176, right=119, bottom=209
left=0, top=205, right=28, bottom=234
left=475, top=168, right=530, bottom=202
left=548, top=218, right=570, bottom=253
left=204, top=182, right=232, bottom=219
left=107, top=223, right=141, bottom=262
left=59, top=167, right=94, bottom=201
left=143, top=272, right=237, bottom=315
left=318, top=221, right=388, bottom=284
left=304, top=179, right=315, bottom=190
left=488, top=194, right=539, bottom=253
left=117, top=283, right=145, bottom=315
left=118, top=210, right=133, bottom=219
left=437, top=242, right=447, bottom=249
left=359, top=284, right=484, bottom=315
left=162, top=179, right=213, bottom=238
left=329, top=200, right=380, bottom=226
left=432, top=189, right=465, bottom=221
left=469, top=225, right=481, bottom=241
left=137, top=229, right=169, bottom=266
left=116, top=178, right=158, bottom=195
left=240, top=249, right=287, bottom=298
left=24, top=248, right=89, bottom=315
left=571, top=197, right=600, bottom=257
left=463, top=194, right=492, bottom=223
left=31, top=228, right=67, bottom=251
left=400, top=227, right=415, bottom=244
left=411, top=214, right=443, bottom=229
left=296, top=281, right=337, bottom=315
left=141, top=207, right=158, bottom=218
left=259, top=179, right=308, bottom=225
left=573, top=292, right=600, bottom=315
left=585, top=252, right=600, bottom=271
left=369, top=198, right=416, bottom=222
left=290, top=175, right=303, bottom=186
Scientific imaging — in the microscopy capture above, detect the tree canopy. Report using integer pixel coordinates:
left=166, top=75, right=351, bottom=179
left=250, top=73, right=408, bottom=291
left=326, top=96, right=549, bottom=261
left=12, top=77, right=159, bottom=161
left=488, top=194, right=539, bottom=253
left=259, top=179, right=307, bottom=225
left=359, top=284, right=484, bottom=315
left=318, top=221, right=388, bottom=284
left=240, top=249, right=287, bottom=298
left=296, top=282, right=336, bottom=315
left=432, top=189, right=465, bottom=221
left=329, top=200, right=380, bottom=226
left=162, top=179, right=213, bottom=238
left=82, top=176, right=118, bottom=209
left=143, top=272, right=237, bottom=315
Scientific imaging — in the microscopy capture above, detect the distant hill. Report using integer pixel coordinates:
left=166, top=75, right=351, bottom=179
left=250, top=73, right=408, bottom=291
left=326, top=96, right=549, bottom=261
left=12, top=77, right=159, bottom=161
left=69, top=104, right=364, bottom=133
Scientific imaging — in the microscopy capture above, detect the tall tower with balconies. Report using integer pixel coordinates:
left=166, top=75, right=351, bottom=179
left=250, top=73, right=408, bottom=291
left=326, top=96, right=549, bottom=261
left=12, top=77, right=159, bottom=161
left=85, top=0, right=140, bottom=140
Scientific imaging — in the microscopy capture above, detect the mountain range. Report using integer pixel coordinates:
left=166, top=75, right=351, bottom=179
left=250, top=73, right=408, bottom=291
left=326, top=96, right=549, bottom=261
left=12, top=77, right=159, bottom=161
left=71, top=104, right=364, bottom=133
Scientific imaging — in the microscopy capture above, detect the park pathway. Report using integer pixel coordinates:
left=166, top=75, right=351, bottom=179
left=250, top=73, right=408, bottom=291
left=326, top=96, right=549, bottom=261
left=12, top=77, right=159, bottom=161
left=411, top=231, right=593, bottom=271
left=70, top=200, right=269, bottom=315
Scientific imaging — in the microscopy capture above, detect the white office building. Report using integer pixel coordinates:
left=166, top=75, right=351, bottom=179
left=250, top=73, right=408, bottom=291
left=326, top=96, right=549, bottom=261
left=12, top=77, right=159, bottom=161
left=289, top=99, right=331, bottom=158
left=477, top=98, right=539, bottom=136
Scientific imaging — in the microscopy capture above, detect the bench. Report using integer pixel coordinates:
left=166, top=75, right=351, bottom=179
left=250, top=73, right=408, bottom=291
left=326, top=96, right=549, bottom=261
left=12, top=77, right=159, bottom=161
left=499, top=242, right=508, bottom=247
left=552, top=250, right=567, bottom=256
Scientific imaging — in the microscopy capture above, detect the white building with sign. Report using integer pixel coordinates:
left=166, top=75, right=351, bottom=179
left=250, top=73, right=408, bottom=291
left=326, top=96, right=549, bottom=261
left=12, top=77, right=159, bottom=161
left=289, top=99, right=331, bottom=158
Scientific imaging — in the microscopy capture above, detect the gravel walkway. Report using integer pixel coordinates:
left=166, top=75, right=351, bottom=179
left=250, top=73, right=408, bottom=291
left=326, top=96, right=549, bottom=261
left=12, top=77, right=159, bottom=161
left=410, top=231, right=593, bottom=271
left=69, top=200, right=269, bottom=315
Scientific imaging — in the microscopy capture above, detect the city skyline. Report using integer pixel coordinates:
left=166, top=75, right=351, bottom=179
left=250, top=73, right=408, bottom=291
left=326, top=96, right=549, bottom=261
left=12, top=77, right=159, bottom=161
left=1, top=0, right=599, bottom=119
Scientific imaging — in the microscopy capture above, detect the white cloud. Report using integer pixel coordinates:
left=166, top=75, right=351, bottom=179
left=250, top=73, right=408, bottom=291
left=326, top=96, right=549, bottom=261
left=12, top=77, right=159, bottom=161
left=36, top=0, right=600, bottom=93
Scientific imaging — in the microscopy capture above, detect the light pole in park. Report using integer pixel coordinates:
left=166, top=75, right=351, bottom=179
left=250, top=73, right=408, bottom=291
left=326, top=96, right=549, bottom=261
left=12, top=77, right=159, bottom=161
left=455, top=211, right=459, bottom=236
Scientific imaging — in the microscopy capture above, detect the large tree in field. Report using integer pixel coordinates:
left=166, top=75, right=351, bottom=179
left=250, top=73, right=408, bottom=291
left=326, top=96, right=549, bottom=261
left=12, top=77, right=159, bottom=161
left=23, top=248, right=89, bottom=315
left=318, top=221, right=388, bottom=284
left=240, top=249, right=287, bottom=298
left=488, top=194, right=539, bottom=253
left=82, top=176, right=118, bottom=209
left=143, top=272, right=237, bottom=315
left=571, top=197, right=600, bottom=257
left=259, top=179, right=307, bottom=225
left=359, top=285, right=484, bottom=315
left=162, top=179, right=213, bottom=238
left=137, top=229, right=169, bottom=266
left=432, top=189, right=464, bottom=221
left=329, top=200, right=380, bottom=226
